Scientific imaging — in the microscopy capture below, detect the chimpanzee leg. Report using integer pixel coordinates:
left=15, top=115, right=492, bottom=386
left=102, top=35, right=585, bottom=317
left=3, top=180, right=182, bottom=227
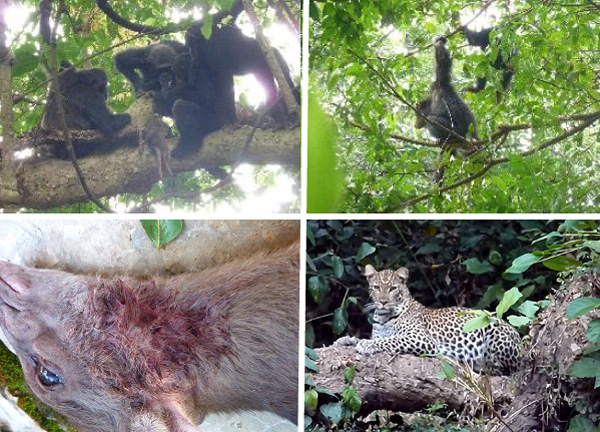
left=171, top=100, right=224, bottom=158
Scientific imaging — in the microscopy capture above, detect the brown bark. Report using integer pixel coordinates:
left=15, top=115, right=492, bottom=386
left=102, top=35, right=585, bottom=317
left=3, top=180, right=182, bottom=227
left=1, top=96, right=300, bottom=210
left=487, top=274, right=600, bottom=432
left=312, top=345, right=515, bottom=413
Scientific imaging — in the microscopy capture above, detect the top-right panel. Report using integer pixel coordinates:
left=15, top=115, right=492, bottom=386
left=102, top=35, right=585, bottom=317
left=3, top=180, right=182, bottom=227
left=308, top=0, right=600, bottom=213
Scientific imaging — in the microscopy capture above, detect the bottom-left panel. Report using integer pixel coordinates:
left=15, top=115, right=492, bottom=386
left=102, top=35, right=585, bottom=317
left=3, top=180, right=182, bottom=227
left=0, top=219, right=300, bottom=432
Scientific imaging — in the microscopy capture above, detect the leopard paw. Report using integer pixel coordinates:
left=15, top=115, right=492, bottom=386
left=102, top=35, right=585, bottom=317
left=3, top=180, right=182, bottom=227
left=334, top=336, right=359, bottom=347
left=356, top=340, right=381, bottom=355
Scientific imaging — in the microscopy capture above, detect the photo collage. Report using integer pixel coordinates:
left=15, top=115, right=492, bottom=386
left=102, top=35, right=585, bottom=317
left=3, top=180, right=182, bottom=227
left=0, top=0, right=599, bottom=431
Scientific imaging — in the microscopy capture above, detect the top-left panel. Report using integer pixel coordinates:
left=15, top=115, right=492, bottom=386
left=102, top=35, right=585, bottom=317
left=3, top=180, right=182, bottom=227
left=0, top=0, right=301, bottom=214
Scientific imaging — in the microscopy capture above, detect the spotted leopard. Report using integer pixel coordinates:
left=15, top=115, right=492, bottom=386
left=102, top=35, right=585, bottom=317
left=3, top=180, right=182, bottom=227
left=335, top=265, right=521, bottom=375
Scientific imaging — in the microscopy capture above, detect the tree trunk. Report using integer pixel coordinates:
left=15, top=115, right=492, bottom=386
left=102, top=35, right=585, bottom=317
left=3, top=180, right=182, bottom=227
left=487, top=274, right=600, bottom=432
left=312, top=345, right=515, bottom=413
left=1, top=96, right=300, bottom=210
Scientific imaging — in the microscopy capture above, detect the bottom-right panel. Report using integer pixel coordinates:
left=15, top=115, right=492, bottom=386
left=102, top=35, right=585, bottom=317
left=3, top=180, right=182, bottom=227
left=305, top=219, right=600, bottom=432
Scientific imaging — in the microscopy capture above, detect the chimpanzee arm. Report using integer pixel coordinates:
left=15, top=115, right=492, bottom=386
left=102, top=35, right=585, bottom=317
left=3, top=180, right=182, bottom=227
left=115, top=47, right=150, bottom=95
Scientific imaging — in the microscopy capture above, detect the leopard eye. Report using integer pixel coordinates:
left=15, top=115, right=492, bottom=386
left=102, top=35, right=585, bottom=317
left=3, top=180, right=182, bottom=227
left=390, top=285, right=398, bottom=291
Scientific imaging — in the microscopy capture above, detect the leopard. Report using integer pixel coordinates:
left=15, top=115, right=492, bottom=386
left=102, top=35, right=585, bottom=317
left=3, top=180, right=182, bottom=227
left=335, top=264, right=521, bottom=375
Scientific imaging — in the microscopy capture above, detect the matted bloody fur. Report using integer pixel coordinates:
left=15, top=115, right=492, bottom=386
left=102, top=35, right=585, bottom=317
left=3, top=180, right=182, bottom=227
left=0, top=244, right=299, bottom=432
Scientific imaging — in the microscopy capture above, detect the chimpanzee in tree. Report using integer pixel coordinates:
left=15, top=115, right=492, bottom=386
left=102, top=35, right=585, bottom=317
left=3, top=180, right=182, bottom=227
left=43, top=61, right=131, bottom=137
left=462, top=26, right=515, bottom=95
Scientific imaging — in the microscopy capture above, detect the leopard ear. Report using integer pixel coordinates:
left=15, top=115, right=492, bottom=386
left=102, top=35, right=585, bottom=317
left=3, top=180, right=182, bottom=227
left=396, top=267, right=409, bottom=279
left=364, top=264, right=377, bottom=277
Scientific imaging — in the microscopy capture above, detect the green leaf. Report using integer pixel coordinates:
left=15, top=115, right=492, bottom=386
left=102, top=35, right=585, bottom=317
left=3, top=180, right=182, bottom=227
left=463, top=315, right=490, bottom=332
left=304, top=415, right=313, bottom=429
left=496, top=287, right=523, bottom=319
left=305, top=346, right=318, bottom=360
left=542, top=256, right=582, bottom=271
left=568, top=415, right=596, bottom=432
left=314, top=386, right=337, bottom=397
left=508, top=315, right=531, bottom=328
left=587, top=320, right=600, bottom=344
left=489, top=250, right=502, bottom=266
left=517, top=301, right=540, bottom=319
left=331, top=255, right=344, bottom=278
left=140, top=220, right=183, bottom=249
left=355, top=242, right=376, bottom=262
left=308, top=276, right=328, bottom=303
left=332, top=307, right=348, bottom=335
left=307, top=94, right=344, bottom=212
left=320, top=403, right=343, bottom=423
left=307, top=225, right=316, bottom=246
left=463, top=258, right=494, bottom=275
left=305, top=357, right=318, bottom=372
left=583, top=240, right=600, bottom=253
left=342, top=386, right=361, bottom=412
left=583, top=344, right=600, bottom=356
left=440, top=360, right=455, bottom=380
left=343, top=366, right=355, bottom=384
left=305, top=389, right=318, bottom=409
left=567, top=298, right=600, bottom=319
left=505, top=253, right=543, bottom=274
left=569, top=357, right=600, bottom=379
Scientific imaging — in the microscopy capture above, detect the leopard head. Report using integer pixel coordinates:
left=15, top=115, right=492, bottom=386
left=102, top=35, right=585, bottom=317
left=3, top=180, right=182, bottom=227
left=364, top=264, right=411, bottom=313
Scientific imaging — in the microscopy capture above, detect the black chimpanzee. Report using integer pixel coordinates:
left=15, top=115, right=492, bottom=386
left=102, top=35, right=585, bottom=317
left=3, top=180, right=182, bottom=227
left=114, top=40, right=188, bottom=96
left=42, top=61, right=131, bottom=137
left=462, top=26, right=514, bottom=94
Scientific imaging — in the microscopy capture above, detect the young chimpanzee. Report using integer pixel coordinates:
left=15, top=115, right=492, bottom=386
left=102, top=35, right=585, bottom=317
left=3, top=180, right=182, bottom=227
left=462, top=26, right=514, bottom=94
left=114, top=40, right=189, bottom=96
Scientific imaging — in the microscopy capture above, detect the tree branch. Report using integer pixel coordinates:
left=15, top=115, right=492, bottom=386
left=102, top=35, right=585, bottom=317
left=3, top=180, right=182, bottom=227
left=398, top=116, right=599, bottom=209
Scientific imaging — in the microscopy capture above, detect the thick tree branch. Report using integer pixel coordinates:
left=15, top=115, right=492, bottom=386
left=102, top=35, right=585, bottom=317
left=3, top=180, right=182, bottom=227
left=242, top=0, right=299, bottom=119
left=311, top=345, right=515, bottom=413
left=5, top=116, right=299, bottom=210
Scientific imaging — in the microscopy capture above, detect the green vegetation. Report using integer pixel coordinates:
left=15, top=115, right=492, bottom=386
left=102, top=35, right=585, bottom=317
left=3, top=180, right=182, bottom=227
left=309, top=0, right=600, bottom=213
left=0, top=342, right=73, bottom=432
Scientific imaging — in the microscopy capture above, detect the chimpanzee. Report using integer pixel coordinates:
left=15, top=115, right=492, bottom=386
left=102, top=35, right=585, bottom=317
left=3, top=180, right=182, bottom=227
left=416, top=37, right=476, bottom=143
left=462, top=26, right=514, bottom=94
left=114, top=19, right=298, bottom=157
left=115, top=40, right=189, bottom=96
left=415, top=37, right=477, bottom=182
left=42, top=61, right=131, bottom=137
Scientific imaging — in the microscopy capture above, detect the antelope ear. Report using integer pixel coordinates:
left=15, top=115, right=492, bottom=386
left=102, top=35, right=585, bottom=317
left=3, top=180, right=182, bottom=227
left=396, top=267, right=409, bottom=279
left=0, top=261, right=31, bottom=294
left=364, top=264, right=377, bottom=277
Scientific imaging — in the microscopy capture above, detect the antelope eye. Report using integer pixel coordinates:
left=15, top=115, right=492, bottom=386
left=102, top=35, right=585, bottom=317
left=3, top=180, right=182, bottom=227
left=38, top=364, right=62, bottom=386
left=32, top=357, right=62, bottom=387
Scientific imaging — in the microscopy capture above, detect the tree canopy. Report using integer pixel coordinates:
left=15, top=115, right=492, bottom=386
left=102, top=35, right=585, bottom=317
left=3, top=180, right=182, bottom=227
left=308, top=0, right=600, bottom=213
left=0, top=0, right=300, bottom=213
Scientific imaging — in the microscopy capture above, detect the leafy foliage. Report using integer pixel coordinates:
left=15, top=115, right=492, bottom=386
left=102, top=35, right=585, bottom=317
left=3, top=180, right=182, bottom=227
left=309, top=0, right=600, bottom=212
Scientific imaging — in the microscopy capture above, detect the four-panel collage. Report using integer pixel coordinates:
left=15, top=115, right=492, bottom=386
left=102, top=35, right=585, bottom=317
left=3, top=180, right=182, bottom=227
left=0, top=0, right=599, bottom=431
